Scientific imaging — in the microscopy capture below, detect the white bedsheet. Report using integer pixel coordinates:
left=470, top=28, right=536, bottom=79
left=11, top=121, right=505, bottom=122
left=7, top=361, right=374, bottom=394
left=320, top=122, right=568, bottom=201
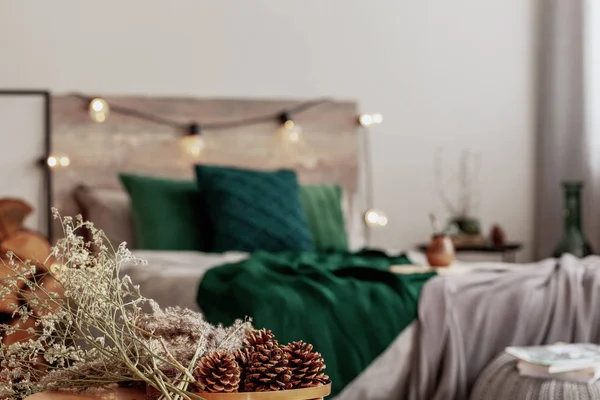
left=122, top=250, right=248, bottom=311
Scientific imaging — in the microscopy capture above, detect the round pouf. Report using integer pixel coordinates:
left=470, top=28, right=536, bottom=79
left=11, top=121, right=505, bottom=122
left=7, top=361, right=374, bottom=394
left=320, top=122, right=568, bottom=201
left=470, top=353, right=600, bottom=400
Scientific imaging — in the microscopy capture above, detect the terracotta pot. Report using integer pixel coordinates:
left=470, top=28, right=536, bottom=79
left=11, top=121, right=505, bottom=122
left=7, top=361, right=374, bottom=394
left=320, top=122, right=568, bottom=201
left=426, top=234, right=455, bottom=267
left=146, top=384, right=331, bottom=400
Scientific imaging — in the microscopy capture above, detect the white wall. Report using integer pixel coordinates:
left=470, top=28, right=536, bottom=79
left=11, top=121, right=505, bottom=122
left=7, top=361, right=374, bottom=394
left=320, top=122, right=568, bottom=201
left=0, top=0, right=537, bottom=260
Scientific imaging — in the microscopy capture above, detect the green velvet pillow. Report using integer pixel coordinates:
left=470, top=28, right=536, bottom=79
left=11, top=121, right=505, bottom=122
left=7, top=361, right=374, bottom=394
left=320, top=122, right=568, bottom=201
left=119, top=173, right=209, bottom=251
left=299, top=185, right=348, bottom=252
left=194, top=165, right=314, bottom=253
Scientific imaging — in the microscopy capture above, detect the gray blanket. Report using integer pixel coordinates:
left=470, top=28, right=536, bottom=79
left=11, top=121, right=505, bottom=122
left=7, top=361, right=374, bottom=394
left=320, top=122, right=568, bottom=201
left=404, top=254, right=600, bottom=400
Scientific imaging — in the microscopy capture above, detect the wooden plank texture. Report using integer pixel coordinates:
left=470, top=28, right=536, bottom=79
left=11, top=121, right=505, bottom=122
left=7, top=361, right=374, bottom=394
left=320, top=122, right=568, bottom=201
left=50, top=96, right=359, bottom=241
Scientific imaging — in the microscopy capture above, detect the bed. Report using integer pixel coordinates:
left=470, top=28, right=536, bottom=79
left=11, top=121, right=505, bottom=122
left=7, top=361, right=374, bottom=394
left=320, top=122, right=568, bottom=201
left=51, top=95, right=400, bottom=397
left=50, top=95, right=600, bottom=400
left=120, top=249, right=520, bottom=400
left=121, top=249, right=417, bottom=399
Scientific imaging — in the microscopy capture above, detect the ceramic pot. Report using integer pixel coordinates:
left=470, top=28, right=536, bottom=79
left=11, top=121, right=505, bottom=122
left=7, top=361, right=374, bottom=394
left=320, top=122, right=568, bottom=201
left=146, top=383, right=331, bottom=400
left=490, top=224, right=506, bottom=247
left=426, top=234, right=455, bottom=267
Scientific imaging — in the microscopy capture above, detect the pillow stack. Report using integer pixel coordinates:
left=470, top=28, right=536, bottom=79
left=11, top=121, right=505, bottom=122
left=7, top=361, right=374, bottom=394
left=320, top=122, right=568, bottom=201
left=118, top=165, right=351, bottom=254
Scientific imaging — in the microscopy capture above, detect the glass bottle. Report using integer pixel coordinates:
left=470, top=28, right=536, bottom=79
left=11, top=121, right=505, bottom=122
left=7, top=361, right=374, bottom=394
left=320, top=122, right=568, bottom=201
left=552, top=181, right=594, bottom=258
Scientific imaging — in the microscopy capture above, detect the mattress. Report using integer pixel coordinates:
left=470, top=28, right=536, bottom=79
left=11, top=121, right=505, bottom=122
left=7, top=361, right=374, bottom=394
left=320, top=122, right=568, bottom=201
left=123, top=250, right=248, bottom=310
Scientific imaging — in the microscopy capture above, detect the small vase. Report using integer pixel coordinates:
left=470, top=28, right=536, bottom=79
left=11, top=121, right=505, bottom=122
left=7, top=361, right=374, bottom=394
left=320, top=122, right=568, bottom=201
left=490, top=224, right=506, bottom=247
left=426, top=234, right=455, bottom=267
left=552, top=181, right=594, bottom=258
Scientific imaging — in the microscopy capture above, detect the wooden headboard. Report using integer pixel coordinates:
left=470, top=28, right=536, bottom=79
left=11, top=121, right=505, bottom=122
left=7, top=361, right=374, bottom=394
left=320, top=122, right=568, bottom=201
left=50, top=96, right=360, bottom=240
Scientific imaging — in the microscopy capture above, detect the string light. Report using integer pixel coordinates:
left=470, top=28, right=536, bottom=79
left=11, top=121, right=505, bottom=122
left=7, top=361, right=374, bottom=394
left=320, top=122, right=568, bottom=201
left=180, top=123, right=205, bottom=158
left=364, top=209, right=388, bottom=227
left=181, top=136, right=205, bottom=157
left=359, top=113, right=383, bottom=127
left=46, top=155, right=70, bottom=168
left=74, top=94, right=332, bottom=132
left=75, top=96, right=330, bottom=165
left=359, top=111, right=387, bottom=240
left=277, top=112, right=303, bottom=144
left=65, top=96, right=393, bottom=233
left=89, top=98, right=109, bottom=123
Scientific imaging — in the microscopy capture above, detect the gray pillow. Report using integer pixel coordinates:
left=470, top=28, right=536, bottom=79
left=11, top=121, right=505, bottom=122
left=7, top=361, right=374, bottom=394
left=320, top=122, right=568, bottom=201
left=73, top=184, right=362, bottom=252
left=73, top=185, right=136, bottom=248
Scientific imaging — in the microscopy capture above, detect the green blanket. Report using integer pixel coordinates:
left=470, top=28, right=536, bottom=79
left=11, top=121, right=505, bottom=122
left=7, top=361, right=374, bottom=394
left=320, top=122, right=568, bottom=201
left=197, top=250, right=436, bottom=397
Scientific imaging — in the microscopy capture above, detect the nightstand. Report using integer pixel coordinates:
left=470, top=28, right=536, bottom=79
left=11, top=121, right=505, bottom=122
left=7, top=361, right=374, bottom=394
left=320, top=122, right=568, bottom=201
left=416, top=242, right=523, bottom=263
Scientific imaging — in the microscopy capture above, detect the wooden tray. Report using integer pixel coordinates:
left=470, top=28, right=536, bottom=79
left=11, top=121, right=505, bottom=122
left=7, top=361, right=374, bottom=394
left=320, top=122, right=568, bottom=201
left=200, top=384, right=331, bottom=400
left=26, top=388, right=145, bottom=399
left=26, top=383, right=331, bottom=400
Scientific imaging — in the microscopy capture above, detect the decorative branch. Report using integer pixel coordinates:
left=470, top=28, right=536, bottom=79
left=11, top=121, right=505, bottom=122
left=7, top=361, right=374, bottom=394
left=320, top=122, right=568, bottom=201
left=434, top=147, right=458, bottom=216
left=0, top=211, right=251, bottom=399
left=434, top=147, right=482, bottom=218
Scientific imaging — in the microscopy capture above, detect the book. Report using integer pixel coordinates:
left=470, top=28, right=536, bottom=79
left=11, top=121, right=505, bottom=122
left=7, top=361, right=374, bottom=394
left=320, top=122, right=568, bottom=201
left=517, top=360, right=600, bottom=384
left=506, top=343, right=600, bottom=374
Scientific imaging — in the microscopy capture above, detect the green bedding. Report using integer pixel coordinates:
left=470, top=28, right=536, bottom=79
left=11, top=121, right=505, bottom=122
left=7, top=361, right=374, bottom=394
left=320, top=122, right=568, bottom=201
left=197, top=250, right=436, bottom=397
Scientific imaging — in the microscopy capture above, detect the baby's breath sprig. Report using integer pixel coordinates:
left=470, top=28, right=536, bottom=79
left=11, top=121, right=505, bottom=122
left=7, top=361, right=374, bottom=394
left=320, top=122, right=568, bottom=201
left=0, top=210, right=252, bottom=400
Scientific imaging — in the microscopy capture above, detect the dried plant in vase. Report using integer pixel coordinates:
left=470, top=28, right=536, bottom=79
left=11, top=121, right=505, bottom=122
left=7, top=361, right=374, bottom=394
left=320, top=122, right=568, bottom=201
left=0, top=211, right=331, bottom=400
left=435, top=148, right=484, bottom=247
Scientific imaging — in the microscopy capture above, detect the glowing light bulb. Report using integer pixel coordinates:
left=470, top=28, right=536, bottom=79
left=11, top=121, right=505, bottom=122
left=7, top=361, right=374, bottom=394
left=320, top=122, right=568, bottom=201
left=46, top=155, right=70, bottom=168
left=279, top=120, right=303, bottom=144
left=181, top=135, right=206, bottom=158
left=47, top=156, right=58, bottom=168
left=364, top=209, right=388, bottom=227
left=59, top=156, right=70, bottom=167
left=359, top=113, right=383, bottom=127
left=89, top=98, right=109, bottom=123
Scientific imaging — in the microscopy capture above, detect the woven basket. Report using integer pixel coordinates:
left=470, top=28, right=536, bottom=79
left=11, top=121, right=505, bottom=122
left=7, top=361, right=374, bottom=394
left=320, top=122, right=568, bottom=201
left=470, top=353, right=600, bottom=400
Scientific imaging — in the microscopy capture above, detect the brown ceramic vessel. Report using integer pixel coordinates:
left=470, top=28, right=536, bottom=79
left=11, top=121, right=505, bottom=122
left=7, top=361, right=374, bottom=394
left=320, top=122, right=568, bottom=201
left=426, top=234, right=455, bottom=267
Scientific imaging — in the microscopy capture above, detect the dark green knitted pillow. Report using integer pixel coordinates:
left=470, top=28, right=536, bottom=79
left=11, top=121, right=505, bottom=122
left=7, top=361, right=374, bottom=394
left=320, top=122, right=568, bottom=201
left=119, top=173, right=210, bottom=251
left=194, top=165, right=314, bottom=253
left=299, top=185, right=348, bottom=252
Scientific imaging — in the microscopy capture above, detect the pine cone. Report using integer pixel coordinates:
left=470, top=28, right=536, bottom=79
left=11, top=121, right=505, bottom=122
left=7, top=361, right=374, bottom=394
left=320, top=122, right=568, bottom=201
left=244, top=328, right=277, bottom=348
left=235, top=346, right=252, bottom=367
left=284, top=341, right=329, bottom=389
left=236, top=328, right=277, bottom=391
left=244, top=341, right=292, bottom=392
left=234, top=346, right=252, bottom=389
left=194, top=350, right=241, bottom=393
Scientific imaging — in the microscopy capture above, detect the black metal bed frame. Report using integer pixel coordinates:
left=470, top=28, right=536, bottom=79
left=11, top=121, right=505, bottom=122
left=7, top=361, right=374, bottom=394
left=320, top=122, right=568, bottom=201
left=0, top=90, right=52, bottom=241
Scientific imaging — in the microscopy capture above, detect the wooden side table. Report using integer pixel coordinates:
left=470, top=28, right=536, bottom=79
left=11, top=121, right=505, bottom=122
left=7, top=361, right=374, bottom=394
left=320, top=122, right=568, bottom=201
left=417, top=243, right=523, bottom=263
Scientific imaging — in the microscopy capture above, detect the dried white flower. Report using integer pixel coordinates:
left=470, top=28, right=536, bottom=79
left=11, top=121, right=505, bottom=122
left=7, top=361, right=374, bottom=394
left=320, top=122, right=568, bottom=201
left=0, top=210, right=252, bottom=400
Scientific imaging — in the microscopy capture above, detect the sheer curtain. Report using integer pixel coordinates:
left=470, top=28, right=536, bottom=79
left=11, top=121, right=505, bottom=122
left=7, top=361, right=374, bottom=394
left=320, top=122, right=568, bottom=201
left=584, top=0, right=600, bottom=256
left=534, top=0, right=594, bottom=259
